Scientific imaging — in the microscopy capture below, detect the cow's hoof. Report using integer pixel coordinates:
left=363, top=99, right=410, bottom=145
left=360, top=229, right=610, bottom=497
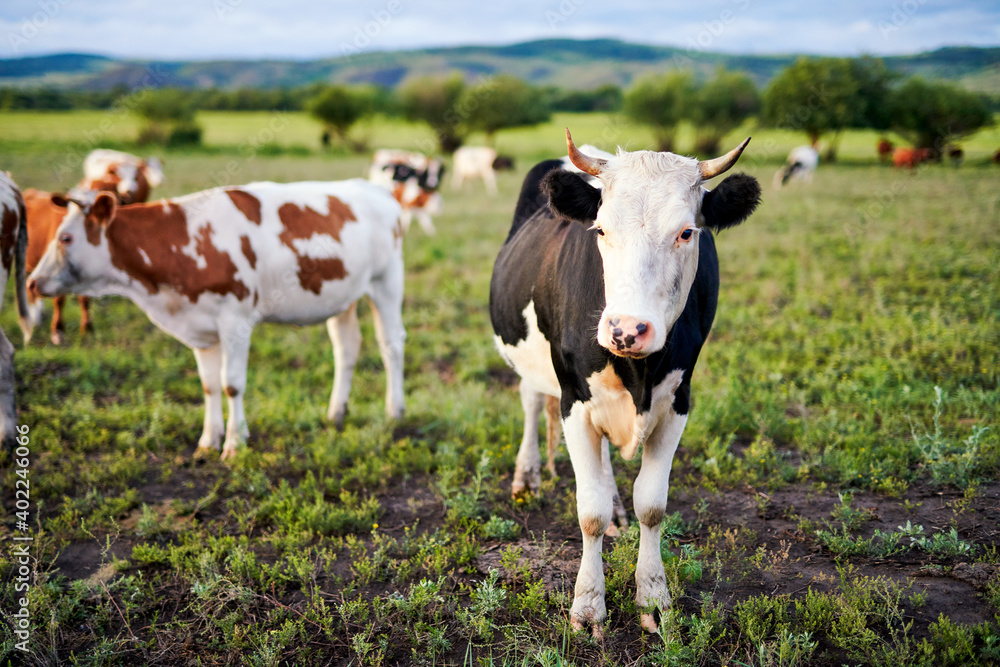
left=51, top=331, right=65, bottom=346
left=640, top=611, right=660, bottom=633
left=570, top=617, right=605, bottom=640
left=511, top=467, right=541, bottom=498
left=604, top=523, right=620, bottom=538
left=193, top=446, right=218, bottom=460
left=220, top=448, right=239, bottom=462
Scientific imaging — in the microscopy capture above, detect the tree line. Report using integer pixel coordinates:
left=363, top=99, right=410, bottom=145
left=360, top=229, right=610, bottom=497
left=3, top=55, right=994, bottom=156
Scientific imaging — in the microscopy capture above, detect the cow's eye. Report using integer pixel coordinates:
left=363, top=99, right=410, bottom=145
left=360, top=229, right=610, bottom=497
left=59, top=233, right=72, bottom=245
left=678, top=228, right=694, bottom=242
left=594, top=226, right=605, bottom=237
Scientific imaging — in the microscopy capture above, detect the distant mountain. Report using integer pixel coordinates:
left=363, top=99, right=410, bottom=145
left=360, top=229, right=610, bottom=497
left=1, top=39, right=998, bottom=93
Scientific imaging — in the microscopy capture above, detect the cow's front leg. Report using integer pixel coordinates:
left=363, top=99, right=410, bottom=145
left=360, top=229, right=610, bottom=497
left=512, top=381, right=544, bottom=497
left=632, top=411, right=688, bottom=632
left=564, top=402, right=614, bottom=637
left=220, top=331, right=252, bottom=460
left=326, top=302, right=361, bottom=428
left=193, top=345, right=224, bottom=455
left=368, top=269, right=406, bottom=421
left=50, top=295, right=66, bottom=345
left=78, top=296, right=93, bottom=335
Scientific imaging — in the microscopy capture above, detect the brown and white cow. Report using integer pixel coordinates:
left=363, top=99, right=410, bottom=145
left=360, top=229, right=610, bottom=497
left=80, top=149, right=164, bottom=205
left=0, top=172, right=29, bottom=451
left=28, top=180, right=406, bottom=460
left=367, top=149, right=444, bottom=235
left=24, top=150, right=165, bottom=344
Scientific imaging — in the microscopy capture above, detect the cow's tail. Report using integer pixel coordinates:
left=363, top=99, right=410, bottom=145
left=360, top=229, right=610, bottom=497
left=14, top=196, right=31, bottom=343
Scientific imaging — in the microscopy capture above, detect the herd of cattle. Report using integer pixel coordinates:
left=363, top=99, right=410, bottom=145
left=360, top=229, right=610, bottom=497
left=1, top=128, right=993, bottom=633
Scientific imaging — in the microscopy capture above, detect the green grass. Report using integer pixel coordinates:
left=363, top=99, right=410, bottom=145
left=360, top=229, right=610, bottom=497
left=0, top=110, right=998, bottom=666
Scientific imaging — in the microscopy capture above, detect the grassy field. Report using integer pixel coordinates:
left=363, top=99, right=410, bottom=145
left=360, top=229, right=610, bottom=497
left=1, top=110, right=999, bottom=666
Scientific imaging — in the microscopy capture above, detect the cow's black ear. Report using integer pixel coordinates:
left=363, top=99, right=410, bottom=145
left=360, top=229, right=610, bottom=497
left=541, top=169, right=601, bottom=224
left=701, top=173, right=761, bottom=231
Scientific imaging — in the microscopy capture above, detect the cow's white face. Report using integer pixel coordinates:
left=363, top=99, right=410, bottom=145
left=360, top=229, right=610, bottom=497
left=551, top=131, right=755, bottom=359
left=591, top=151, right=704, bottom=357
left=28, top=193, right=117, bottom=298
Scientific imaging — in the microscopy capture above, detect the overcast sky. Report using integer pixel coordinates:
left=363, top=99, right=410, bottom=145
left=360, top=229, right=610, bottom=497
left=2, top=0, right=998, bottom=60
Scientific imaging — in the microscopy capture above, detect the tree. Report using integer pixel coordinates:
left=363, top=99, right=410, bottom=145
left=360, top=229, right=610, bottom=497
left=848, top=56, right=896, bottom=132
left=399, top=73, right=467, bottom=153
left=306, top=84, right=373, bottom=150
left=888, top=77, right=993, bottom=159
left=762, top=57, right=859, bottom=155
left=623, top=71, right=696, bottom=152
left=461, top=76, right=551, bottom=144
left=690, top=69, right=760, bottom=156
left=133, top=88, right=201, bottom=146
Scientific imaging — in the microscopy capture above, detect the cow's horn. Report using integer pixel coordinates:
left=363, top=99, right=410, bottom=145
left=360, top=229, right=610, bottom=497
left=699, top=137, right=752, bottom=180
left=566, top=128, right=607, bottom=177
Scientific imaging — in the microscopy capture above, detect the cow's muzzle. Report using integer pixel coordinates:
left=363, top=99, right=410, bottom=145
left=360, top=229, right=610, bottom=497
left=600, top=315, right=656, bottom=358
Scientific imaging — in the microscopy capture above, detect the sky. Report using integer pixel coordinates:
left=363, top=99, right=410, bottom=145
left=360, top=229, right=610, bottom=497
left=1, top=0, right=998, bottom=61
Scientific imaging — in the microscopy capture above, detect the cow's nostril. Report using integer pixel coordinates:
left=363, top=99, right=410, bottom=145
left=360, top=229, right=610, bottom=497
left=609, top=317, right=620, bottom=326
left=635, top=323, right=647, bottom=335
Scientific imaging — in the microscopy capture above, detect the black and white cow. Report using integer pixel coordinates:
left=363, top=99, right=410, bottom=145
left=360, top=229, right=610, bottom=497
left=490, top=130, right=761, bottom=635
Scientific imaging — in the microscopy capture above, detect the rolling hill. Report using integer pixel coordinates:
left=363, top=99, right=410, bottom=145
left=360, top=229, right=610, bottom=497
left=1, top=39, right=998, bottom=92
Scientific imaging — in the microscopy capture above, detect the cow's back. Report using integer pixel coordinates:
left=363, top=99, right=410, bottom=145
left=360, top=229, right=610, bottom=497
left=226, top=180, right=402, bottom=323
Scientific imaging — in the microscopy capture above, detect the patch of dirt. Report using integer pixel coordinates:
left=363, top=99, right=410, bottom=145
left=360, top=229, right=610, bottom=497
left=53, top=538, right=135, bottom=582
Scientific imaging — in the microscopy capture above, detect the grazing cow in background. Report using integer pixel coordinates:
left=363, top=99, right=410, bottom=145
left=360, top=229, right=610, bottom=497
left=28, top=180, right=406, bottom=460
left=81, top=149, right=164, bottom=205
left=948, top=146, right=964, bottom=167
left=452, top=146, right=499, bottom=195
left=877, top=138, right=894, bottom=163
left=367, top=149, right=445, bottom=235
left=992, top=149, right=1000, bottom=165
left=23, top=150, right=165, bottom=344
left=773, top=145, right=818, bottom=188
left=0, top=173, right=29, bottom=451
left=490, top=130, right=761, bottom=635
left=893, top=147, right=931, bottom=169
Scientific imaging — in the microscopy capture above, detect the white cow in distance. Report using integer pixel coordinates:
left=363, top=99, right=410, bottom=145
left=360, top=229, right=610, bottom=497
left=773, top=145, right=819, bottom=189
left=452, top=146, right=499, bottom=196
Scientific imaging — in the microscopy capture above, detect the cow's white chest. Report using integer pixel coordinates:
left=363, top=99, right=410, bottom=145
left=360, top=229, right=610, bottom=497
left=494, top=300, right=560, bottom=397
left=583, top=366, right=685, bottom=460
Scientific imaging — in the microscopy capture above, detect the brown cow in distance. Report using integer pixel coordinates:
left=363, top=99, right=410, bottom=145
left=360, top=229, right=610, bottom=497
left=24, top=150, right=164, bottom=344
left=877, top=138, right=894, bottom=163
left=893, top=147, right=931, bottom=169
